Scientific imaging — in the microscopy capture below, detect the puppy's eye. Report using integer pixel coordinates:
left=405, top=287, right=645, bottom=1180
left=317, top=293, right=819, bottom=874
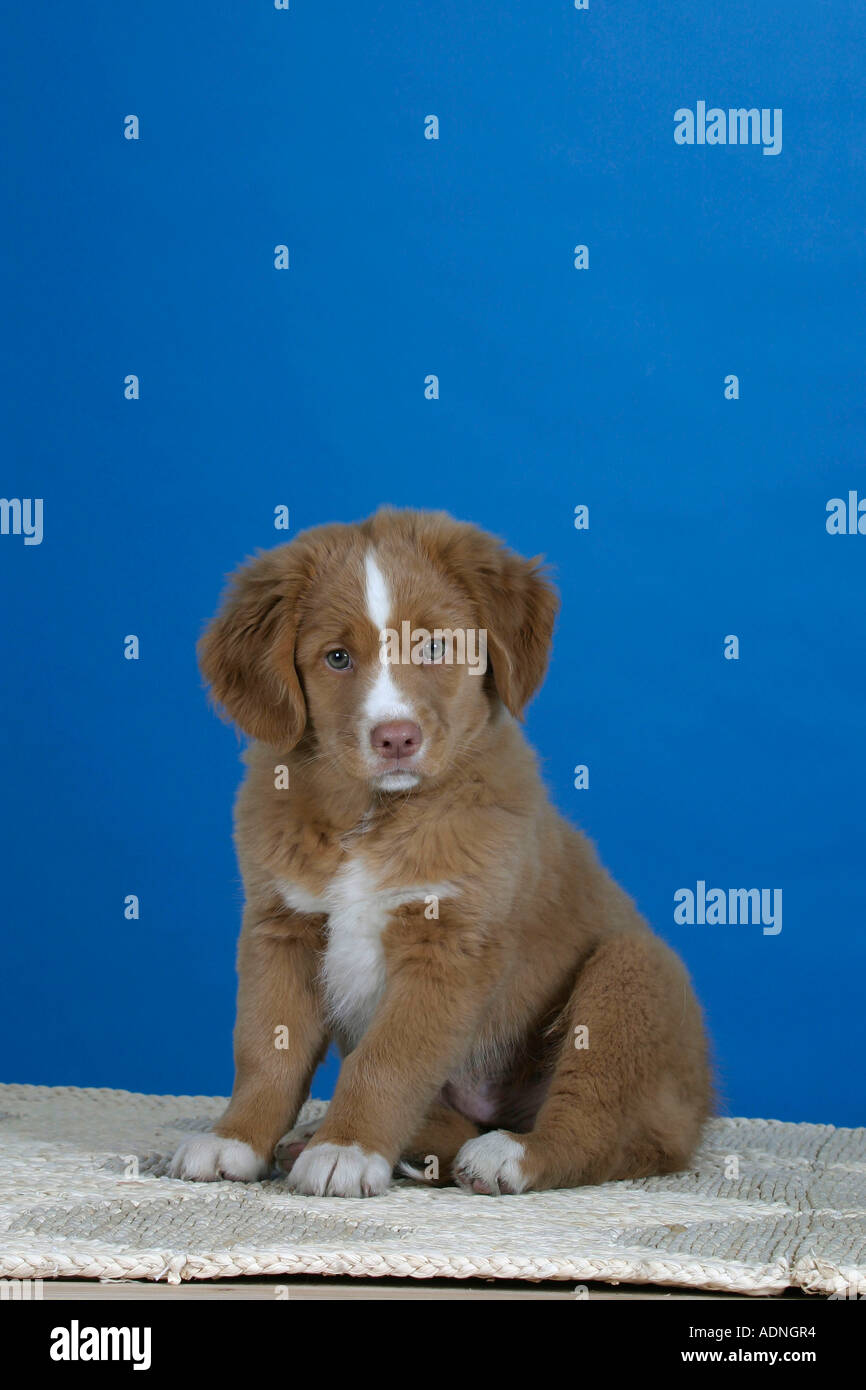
left=421, top=638, right=446, bottom=663
left=324, top=648, right=352, bottom=671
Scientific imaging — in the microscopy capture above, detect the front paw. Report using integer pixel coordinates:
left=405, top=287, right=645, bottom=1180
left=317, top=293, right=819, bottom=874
left=286, top=1141, right=391, bottom=1197
left=169, top=1133, right=269, bottom=1183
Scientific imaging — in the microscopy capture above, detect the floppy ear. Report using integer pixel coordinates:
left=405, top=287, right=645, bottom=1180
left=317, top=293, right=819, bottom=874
left=434, top=520, right=559, bottom=717
left=480, top=551, right=559, bottom=717
left=197, top=545, right=308, bottom=748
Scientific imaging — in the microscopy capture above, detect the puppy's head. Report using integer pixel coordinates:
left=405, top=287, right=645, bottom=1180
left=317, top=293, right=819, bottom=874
left=199, top=509, right=558, bottom=793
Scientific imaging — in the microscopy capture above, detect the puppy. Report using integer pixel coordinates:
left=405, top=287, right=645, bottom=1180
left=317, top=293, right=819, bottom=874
left=171, top=508, right=711, bottom=1196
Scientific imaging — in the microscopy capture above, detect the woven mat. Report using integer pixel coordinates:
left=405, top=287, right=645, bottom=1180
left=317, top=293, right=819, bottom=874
left=1, top=1084, right=863, bottom=1294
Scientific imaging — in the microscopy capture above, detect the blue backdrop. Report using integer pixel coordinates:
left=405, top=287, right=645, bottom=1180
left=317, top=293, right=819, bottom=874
left=2, top=2, right=863, bottom=1126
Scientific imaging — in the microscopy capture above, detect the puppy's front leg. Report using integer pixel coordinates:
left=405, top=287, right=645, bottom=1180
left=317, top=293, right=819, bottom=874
left=288, top=902, right=499, bottom=1197
left=171, top=905, right=327, bottom=1182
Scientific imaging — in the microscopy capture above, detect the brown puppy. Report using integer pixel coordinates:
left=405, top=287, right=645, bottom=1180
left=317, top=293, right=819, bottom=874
left=170, top=508, right=712, bottom=1196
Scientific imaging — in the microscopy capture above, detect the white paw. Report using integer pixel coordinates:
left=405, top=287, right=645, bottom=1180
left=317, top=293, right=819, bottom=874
left=453, top=1131, right=528, bottom=1196
left=274, top=1115, right=325, bottom=1173
left=286, top=1141, right=392, bottom=1197
left=169, top=1133, right=269, bottom=1183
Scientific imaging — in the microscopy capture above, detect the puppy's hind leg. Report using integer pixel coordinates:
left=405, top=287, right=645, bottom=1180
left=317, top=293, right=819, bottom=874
left=398, top=1101, right=481, bottom=1186
left=274, top=1111, right=327, bottom=1174
left=453, top=933, right=711, bottom=1195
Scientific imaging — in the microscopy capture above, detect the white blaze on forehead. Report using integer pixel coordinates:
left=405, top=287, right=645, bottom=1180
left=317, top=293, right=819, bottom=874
left=364, top=550, right=392, bottom=631
left=362, top=548, right=415, bottom=726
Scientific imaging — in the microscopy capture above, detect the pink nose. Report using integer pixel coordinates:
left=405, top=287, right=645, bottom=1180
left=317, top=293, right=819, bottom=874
left=369, top=720, right=422, bottom=759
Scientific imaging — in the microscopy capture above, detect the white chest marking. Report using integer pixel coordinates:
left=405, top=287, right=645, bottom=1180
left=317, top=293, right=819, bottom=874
left=277, top=861, right=456, bottom=1046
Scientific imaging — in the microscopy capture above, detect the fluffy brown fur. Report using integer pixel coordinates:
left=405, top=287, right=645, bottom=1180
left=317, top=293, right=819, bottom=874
left=170, top=508, right=712, bottom=1196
